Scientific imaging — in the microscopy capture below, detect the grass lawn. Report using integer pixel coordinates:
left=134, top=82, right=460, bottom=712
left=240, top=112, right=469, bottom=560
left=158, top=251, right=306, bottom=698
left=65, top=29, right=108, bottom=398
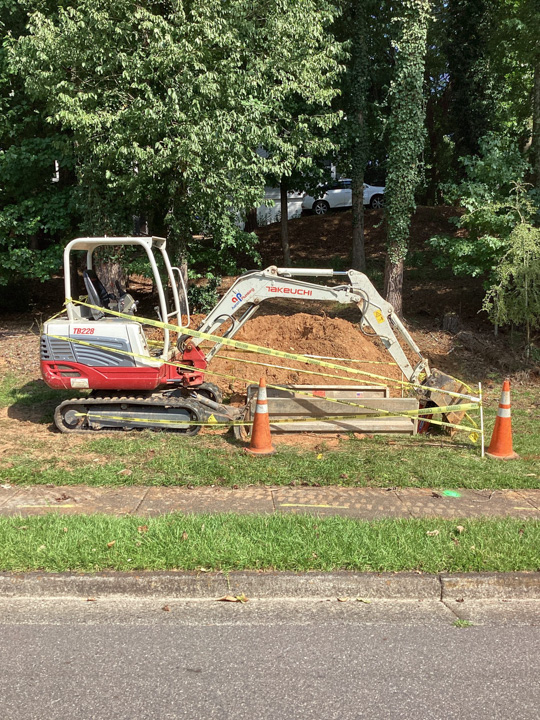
left=1, top=373, right=539, bottom=490
left=0, top=514, right=538, bottom=573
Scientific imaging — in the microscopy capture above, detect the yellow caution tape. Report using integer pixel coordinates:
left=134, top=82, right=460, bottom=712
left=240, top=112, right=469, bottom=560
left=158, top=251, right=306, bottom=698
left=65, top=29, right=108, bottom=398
left=74, top=409, right=479, bottom=430
left=217, top=354, right=389, bottom=387
left=46, top=332, right=479, bottom=434
left=62, top=298, right=480, bottom=402
left=221, top=348, right=397, bottom=365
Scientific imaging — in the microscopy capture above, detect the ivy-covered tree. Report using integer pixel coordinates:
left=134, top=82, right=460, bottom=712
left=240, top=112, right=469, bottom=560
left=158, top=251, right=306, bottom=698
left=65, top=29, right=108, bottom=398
left=384, top=0, right=431, bottom=314
left=13, top=0, right=343, bottom=280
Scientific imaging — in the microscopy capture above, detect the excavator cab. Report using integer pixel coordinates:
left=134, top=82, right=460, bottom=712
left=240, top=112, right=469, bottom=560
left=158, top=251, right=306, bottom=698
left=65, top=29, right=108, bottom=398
left=62, top=237, right=189, bottom=353
left=41, top=236, right=196, bottom=394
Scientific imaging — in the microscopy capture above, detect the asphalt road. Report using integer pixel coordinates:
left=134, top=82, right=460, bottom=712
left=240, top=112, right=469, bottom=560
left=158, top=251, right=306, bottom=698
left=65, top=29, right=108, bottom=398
left=1, top=598, right=539, bottom=720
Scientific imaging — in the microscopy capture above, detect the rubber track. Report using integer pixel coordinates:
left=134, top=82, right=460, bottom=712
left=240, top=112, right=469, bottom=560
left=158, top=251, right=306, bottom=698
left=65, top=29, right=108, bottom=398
left=54, top=394, right=207, bottom=434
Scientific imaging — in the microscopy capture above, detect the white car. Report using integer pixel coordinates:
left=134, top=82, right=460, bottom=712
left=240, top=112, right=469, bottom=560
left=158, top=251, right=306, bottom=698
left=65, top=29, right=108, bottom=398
left=302, top=179, right=385, bottom=215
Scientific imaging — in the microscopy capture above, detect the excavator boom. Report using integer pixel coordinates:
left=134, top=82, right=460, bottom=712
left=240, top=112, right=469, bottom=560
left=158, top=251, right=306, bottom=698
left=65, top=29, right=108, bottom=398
left=184, top=266, right=430, bottom=384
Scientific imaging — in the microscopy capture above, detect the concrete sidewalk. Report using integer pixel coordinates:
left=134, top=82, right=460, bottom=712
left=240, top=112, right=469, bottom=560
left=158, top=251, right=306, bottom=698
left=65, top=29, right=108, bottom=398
left=0, top=484, right=539, bottom=518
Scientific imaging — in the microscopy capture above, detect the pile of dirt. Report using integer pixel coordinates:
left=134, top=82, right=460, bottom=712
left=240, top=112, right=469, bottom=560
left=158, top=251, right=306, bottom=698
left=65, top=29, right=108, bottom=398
left=204, top=312, right=404, bottom=397
left=145, top=307, right=408, bottom=397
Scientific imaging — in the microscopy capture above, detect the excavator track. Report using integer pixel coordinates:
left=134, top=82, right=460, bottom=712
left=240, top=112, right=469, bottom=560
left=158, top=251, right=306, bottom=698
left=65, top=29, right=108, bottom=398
left=54, top=394, right=208, bottom=435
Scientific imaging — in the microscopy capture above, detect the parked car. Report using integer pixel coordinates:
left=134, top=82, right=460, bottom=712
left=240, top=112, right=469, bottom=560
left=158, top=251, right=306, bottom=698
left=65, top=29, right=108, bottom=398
left=302, top=179, right=385, bottom=215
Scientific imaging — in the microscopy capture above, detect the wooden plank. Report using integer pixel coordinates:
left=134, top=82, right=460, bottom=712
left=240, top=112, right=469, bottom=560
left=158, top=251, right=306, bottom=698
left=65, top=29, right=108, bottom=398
left=247, top=384, right=389, bottom=401
left=250, top=397, right=418, bottom=417
left=270, top=418, right=416, bottom=434
left=245, top=384, right=418, bottom=436
left=285, top=385, right=390, bottom=399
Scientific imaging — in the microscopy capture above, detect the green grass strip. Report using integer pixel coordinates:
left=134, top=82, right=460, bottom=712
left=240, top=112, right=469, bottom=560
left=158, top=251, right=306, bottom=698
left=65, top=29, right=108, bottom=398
left=0, top=514, right=538, bottom=573
left=3, top=430, right=539, bottom=489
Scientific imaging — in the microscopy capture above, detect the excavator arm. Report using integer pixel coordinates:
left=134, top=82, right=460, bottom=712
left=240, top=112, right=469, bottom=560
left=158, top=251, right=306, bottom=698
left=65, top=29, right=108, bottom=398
left=181, top=266, right=431, bottom=384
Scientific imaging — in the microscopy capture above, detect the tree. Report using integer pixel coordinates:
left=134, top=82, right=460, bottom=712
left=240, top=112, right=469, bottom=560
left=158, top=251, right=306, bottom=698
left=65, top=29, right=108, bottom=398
left=483, top=185, right=540, bottom=355
left=483, top=221, right=540, bottom=355
left=345, top=0, right=371, bottom=272
left=264, top=47, right=343, bottom=266
left=429, top=134, right=531, bottom=279
left=332, top=0, right=392, bottom=270
left=383, top=0, right=431, bottom=314
left=445, top=0, right=498, bottom=157
left=0, top=0, right=78, bottom=287
left=13, top=0, right=344, bottom=280
left=492, top=0, right=540, bottom=188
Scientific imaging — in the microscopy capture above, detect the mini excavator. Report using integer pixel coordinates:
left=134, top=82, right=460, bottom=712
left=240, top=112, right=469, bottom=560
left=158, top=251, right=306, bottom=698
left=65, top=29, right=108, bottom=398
left=41, top=236, right=466, bottom=434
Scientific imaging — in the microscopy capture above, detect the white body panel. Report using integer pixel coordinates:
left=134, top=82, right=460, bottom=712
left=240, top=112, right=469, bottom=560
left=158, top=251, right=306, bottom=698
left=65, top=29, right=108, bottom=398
left=43, top=318, right=160, bottom=369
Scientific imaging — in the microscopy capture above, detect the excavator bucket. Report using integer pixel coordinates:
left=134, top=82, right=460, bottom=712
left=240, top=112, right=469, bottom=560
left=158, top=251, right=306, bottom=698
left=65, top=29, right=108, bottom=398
left=423, top=368, right=469, bottom=430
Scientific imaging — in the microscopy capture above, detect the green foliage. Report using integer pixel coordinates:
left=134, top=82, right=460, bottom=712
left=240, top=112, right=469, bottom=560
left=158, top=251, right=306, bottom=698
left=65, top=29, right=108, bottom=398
left=12, top=0, right=343, bottom=275
left=429, top=231, right=509, bottom=278
left=422, top=0, right=538, bottom=202
left=483, top=221, right=540, bottom=340
left=488, top=0, right=539, bottom=142
left=332, top=0, right=392, bottom=181
left=445, top=0, right=499, bottom=156
left=429, top=134, right=532, bottom=278
left=0, top=1, right=78, bottom=285
left=385, top=0, right=431, bottom=262
left=187, top=275, right=222, bottom=314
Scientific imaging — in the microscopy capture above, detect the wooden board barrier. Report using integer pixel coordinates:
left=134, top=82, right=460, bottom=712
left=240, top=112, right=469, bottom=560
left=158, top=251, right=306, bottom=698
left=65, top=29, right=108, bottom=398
left=246, top=385, right=417, bottom=435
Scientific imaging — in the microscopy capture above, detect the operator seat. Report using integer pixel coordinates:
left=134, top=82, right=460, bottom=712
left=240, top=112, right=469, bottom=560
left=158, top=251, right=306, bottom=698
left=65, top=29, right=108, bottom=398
left=83, top=269, right=116, bottom=309
left=83, top=268, right=118, bottom=320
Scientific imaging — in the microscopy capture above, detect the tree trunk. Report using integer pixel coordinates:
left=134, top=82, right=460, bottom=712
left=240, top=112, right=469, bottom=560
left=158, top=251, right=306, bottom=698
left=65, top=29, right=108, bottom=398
left=348, top=1, right=369, bottom=272
left=94, top=256, right=127, bottom=297
left=533, top=60, right=540, bottom=190
left=383, top=249, right=404, bottom=317
left=244, top=207, right=258, bottom=233
left=164, top=188, right=191, bottom=318
left=280, top=178, right=291, bottom=266
left=351, top=174, right=366, bottom=272
left=383, top=0, right=430, bottom=316
left=166, top=190, right=190, bottom=273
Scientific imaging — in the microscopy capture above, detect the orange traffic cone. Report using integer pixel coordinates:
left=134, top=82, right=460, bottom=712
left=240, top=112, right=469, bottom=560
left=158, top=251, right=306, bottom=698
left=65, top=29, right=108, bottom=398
left=486, top=379, right=519, bottom=460
left=244, top=377, right=275, bottom=456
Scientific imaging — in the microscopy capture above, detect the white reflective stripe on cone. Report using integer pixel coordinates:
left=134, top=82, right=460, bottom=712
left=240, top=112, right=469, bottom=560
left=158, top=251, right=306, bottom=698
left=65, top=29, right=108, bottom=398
left=497, top=408, right=511, bottom=418
left=500, top=391, right=511, bottom=405
left=258, top=386, right=268, bottom=402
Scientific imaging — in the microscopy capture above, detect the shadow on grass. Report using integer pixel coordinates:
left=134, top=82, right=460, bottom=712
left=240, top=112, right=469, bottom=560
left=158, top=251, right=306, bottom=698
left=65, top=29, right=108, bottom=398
left=2, top=376, right=244, bottom=447
left=3, top=377, right=83, bottom=429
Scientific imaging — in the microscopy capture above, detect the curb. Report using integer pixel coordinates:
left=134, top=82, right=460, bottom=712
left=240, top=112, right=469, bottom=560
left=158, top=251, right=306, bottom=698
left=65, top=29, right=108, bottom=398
left=441, top=572, right=540, bottom=600
left=1, top=571, right=539, bottom=600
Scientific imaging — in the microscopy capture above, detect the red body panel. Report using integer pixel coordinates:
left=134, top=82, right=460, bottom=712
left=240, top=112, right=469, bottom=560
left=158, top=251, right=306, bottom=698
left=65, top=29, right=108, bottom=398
left=41, top=360, right=205, bottom=391
left=182, top=342, right=207, bottom=369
